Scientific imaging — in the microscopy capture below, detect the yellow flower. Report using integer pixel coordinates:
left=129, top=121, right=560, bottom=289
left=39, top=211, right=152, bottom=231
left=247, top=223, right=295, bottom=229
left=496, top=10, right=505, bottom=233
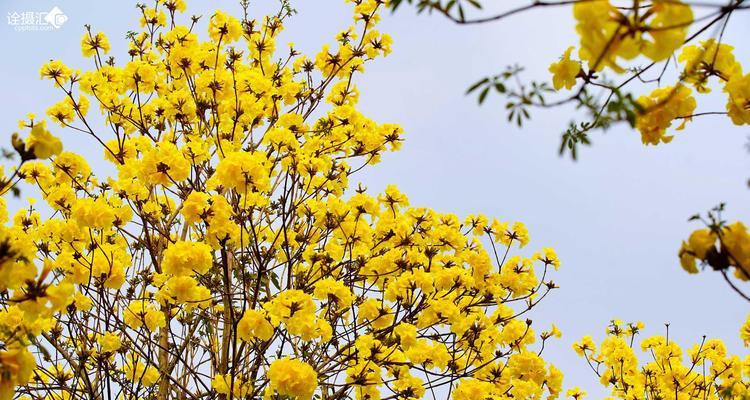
left=123, top=360, right=159, bottom=386
left=313, top=278, right=354, bottom=310
left=208, top=10, right=243, bottom=42
left=573, top=336, right=596, bottom=356
left=70, top=197, right=116, bottom=229
left=138, top=142, right=190, bottom=186
left=98, top=331, right=122, bottom=353
left=452, top=379, right=495, bottom=400
left=536, top=247, right=561, bottom=270
left=635, top=85, right=697, bottom=145
left=687, top=228, right=716, bottom=259
left=741, top=314, right=750, bottom=347
left=549, top=47, right=581, bottom=91
left=39, top=60, right=72, bottom=82
left=678, top=241, right=698, bottom=273
left=548, top=324, right=563, bottom=339
left=566, top=386, right=587, bottom=399
left=237, top=309, right=274, bottom=342
left=0, top=347, right=36, bottom=400
left=641, top=0, right=693, bottom=62
left=678, top=227, right=722, bottom=274
left=161, top=276, right=211, bottom=307
left=181, top=191, right=211, bottom=224
left=161, top=241, right=213, bottom=276
left=267, top=358, right=318, bottom=399
left=124, top=301, right=166, bottom=331
left=72, top=292, right=93, bottom=312
left=212, top=374, right=251, bottom=397
left=81, top=32, right=110, bottom=57
left=722, top=222, right=750, bottom=277
left=209, top=151, right=271, bottom=194
left=679, top=39, right=742, bottom=92
left=574, top=0, right=692, bottom=72
left=140, top=8, right=166, bottom=28
left=725, top=73, right=750, bottom=125
left=26, top=120, right=63, bottom=159
left=162, top=0, right=187, bottom=13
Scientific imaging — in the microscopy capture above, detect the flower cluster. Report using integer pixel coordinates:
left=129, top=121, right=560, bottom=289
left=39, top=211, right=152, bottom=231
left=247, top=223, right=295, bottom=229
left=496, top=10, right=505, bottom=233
left=573, top=0, right=693, bottom=73
left=679, top=220, right=748, bottom=281
left=634, top=85, right=696, bottom=145
left=574, top=320, right=750, bottom=399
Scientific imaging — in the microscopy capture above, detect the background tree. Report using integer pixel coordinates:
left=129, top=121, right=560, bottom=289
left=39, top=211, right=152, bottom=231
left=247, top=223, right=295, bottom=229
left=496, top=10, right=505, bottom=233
left=387, top=0, right=750, bottom=397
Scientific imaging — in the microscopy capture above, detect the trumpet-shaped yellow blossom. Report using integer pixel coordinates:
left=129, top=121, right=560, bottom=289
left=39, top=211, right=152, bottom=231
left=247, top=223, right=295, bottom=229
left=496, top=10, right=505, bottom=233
left=0, top=347, right=36, bottom=400
left=208, top=151, right=271, bottom=194
left=237, top=309, right=274, bottom=342
left=679, top=221, right=749, bottom=280
left=123, top=300, right=166, bottom=331
left=81, top=32, right=110, bottom=57
left=123, top=359, right=160, bottom=386
left=208, top=10, right=243, bottom=43
left=98, top=331, right=122, bottom=353
left=25, top=120, right=63, bottom=159
left=212, top=374, right=252, bottom=397
left=679, top=39, right=743, bottom=93
left=725, top=73, right=750, bottom=125
left=566, top=387, right=587, bottom=399
left=313, top=277, right=355, bottom=309
left=39, top=60, right=72, bottom=83
left=161, top=241, right=213, bottom=276
left=635, top=85, right=696, bottom=145
left=266, top=358, right=318, bottom=399
left=549, top=47, right=581, bottom=91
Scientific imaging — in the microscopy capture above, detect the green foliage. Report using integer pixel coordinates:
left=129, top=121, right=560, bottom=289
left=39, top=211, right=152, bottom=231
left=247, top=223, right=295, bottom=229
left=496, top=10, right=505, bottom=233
left=467, top=65, right=554, bottom=127
left=390, top=0, right=483, bottom=22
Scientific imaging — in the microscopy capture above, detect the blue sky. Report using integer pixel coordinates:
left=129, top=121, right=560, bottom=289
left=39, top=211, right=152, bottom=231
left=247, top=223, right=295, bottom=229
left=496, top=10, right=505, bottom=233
left=2, top=0, right=749, bottom=395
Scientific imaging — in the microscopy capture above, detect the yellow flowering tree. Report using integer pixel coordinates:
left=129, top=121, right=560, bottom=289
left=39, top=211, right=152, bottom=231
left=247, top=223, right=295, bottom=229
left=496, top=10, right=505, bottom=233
left=0, top=1, right=568, bottom=400
left=390, top=0, right=750, bottom=398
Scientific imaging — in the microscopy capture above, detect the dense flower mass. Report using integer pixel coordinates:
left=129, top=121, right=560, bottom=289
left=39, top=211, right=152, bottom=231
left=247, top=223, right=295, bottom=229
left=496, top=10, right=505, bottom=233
left=0, top=1, right=567, bottom=400
left=5, top=0, right=747, bottom=399
left=574, top=321, right=750, bottom=399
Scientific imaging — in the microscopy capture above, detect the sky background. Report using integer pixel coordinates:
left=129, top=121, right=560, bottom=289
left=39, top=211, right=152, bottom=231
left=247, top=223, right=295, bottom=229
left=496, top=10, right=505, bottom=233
left=2, top=0, right=750, bottom=396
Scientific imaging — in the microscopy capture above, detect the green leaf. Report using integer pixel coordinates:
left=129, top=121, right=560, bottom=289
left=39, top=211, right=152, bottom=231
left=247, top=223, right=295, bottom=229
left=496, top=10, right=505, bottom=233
left=270, top=272, right=280, bottom=290
left=478, top=86, right=490, bottom=105
left=466, top=77, right=489, bottom=95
